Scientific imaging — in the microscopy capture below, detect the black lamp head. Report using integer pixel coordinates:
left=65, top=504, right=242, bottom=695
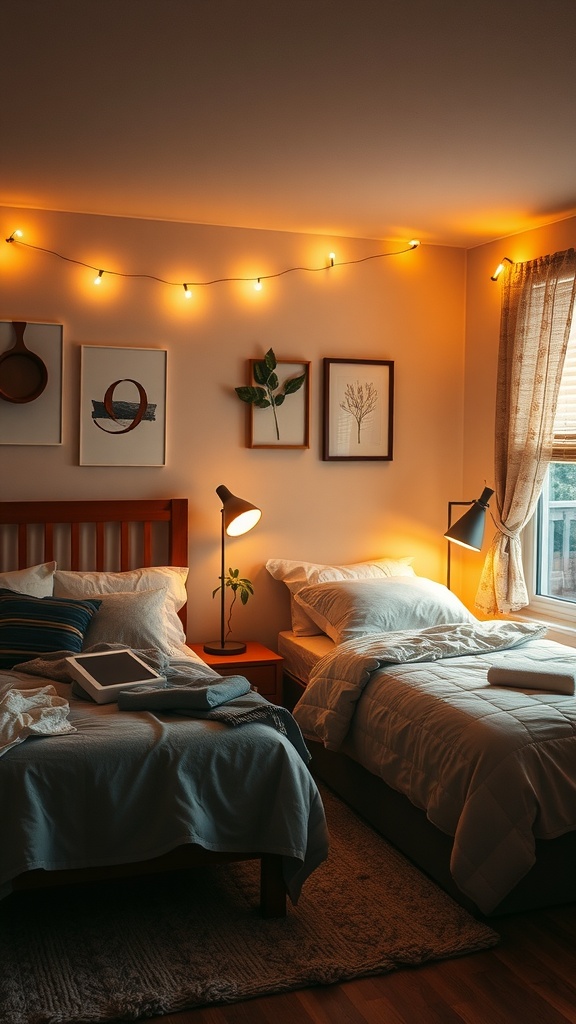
left=445, top=487, right=494, bottom=551
left=216, top=484, right=261, bottom=537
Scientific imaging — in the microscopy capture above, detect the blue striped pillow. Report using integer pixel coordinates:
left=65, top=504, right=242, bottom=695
left=0, top=588, right=102, bottom=670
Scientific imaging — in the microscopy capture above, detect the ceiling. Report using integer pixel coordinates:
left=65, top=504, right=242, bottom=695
left=3, top=0, right=576, bottom=248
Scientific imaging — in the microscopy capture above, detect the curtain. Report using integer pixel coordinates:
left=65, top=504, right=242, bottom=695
left=475, top=248, right=576, bottom=615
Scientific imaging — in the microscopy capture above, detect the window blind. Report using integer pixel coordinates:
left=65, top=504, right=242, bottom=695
left=552, top=313, right=576, bottom=461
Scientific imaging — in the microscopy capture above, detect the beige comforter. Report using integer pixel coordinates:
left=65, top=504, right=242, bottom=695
left=293, top=620, right=576, bottom=912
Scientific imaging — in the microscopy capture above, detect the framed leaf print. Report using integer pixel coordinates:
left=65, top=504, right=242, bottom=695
left=236, top=351, right=310, bottom=449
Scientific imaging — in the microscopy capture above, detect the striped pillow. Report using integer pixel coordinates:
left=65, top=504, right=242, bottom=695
left=0, top=589, right=102, bottom=670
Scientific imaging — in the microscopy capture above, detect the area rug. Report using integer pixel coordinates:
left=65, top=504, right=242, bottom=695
left=0, top=787, right=498, bottom=1024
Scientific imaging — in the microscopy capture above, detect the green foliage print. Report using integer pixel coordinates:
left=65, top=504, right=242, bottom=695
left=235, top=349, right=306, bottom=440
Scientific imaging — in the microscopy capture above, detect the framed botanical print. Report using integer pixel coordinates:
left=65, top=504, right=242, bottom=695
left=323, top=358, right=394, bottom=461
left=236, top=351, right=310, bottom=449
left=79, top=346, right=167, bottom=466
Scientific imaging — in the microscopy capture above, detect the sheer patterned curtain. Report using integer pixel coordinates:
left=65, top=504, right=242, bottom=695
left=476, top=248, right=576, bottom=615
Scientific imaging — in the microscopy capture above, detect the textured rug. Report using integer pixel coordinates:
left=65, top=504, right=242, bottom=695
left=0, top=787, right=498, bottom=1024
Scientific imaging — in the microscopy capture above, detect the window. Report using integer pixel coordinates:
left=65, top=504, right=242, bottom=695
left=525, top=316, right=576, bottom=621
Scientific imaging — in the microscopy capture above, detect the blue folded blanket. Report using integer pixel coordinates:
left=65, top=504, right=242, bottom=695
left=117, top=674, right=250, bottom=710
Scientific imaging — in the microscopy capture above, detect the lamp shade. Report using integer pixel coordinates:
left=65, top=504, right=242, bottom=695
left=444, top=486, right=494, bottom=551
left=216, top=484, right=262, bottom=536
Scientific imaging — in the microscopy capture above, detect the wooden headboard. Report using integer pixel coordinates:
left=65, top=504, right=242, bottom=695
left=0, top=498, right=189, bottom=627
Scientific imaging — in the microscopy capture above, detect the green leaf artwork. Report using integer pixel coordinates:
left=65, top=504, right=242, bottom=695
left=235, top=349, right=307, bottom=440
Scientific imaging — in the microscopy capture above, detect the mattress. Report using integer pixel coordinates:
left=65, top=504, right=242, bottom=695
left=278, top=630, right=334, bottom=683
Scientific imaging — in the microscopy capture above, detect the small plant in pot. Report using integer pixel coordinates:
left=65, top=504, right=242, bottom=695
left=212, top=568, right=254, bottom=642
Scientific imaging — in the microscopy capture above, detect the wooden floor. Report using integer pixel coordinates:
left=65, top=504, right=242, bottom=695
left=120, top=901, right=576, bottom=1024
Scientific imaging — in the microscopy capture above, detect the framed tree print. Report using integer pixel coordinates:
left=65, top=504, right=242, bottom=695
left=80, top=346, right=167, bottom=466
left=323, top=358, right=394, bottom=461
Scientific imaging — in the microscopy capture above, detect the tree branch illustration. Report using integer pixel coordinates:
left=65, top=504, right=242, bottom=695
left=340, top=380, right=378, bottom=443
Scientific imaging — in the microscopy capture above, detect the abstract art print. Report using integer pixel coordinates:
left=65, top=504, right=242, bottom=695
left=79, top=346, right=167, bottom=466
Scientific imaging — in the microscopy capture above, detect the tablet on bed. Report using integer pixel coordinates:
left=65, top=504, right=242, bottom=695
left=65, top=649, right=165, bottom=704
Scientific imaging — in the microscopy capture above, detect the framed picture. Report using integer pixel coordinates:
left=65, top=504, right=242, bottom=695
left=323, top=358, right=394, bottom=461
left=80, top=346, right=167, bottom=466
left=245, top=358, right=310, bottom=449
left=0, top=321, right=63, bottom=445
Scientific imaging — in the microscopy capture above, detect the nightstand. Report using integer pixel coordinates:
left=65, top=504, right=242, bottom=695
left=189, top=641, right=283, bottom=704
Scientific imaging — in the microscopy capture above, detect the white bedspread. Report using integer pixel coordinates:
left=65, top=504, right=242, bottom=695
left=293, top=620, right=576, bottom=913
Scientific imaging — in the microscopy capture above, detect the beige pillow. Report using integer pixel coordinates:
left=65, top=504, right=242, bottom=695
left=0, top=561, right=56, bottom=598
left=266, top=556, right=415, bottom=635
left=54, top=566, right=188, bottom=650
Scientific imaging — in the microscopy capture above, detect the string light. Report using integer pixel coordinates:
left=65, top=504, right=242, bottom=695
left=4, top=230, right=421, bottom=296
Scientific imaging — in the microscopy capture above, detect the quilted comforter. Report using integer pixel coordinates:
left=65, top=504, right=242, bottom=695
left=293, top=620, right=576, bottom=913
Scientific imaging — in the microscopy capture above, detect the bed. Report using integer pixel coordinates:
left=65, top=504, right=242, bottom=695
left=267, top=555, right=576, bottom=917
left=0, top=500, right=328, bottom=918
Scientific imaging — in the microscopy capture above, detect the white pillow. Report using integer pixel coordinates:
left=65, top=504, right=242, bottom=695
left=54, top=566, right=188, bottom=650
left=293, top=577, right=476, bottom=645
left=266, top=556, right=415, bottom=636
left=82, top=589, right=173, bottom=653
left=0, top=561, right=56, bottom=598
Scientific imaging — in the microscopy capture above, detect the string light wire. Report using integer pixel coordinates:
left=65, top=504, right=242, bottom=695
left=5, top=232, right=420, bottom=293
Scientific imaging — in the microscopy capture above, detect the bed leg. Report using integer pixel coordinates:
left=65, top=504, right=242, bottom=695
left=260, top=854, right=286, bottom=917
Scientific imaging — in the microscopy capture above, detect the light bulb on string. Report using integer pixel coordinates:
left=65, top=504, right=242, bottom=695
left=4, top=232, right=421, bottom=296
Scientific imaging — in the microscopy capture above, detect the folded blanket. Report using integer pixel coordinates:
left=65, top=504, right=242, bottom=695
left=487, top=661, right=576, bottom=694
left=117, top=675, right=250, bottom=710
left=0, top=685, right=75, bottom=757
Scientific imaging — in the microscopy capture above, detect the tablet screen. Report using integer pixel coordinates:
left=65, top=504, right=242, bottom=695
left=72, top=651, right=160, bottom=686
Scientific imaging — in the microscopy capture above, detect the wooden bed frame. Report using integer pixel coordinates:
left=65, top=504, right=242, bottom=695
left=0, top=499, right=286, bottom=917
left=283, top=671, right=576, bottom=918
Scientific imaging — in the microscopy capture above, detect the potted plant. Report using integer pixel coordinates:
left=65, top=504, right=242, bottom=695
left=212, top=568, right=254, bottom=642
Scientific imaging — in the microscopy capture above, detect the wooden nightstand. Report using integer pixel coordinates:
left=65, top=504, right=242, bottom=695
left=189, top=641, right=283, bottom=704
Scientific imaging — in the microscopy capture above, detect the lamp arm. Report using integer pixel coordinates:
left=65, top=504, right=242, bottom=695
left=446, top=501, right=473, bottom=591
left=219, top=508, right=226, bottom=649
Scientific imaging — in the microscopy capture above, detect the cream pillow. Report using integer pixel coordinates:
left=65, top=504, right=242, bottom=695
left=293, top=577, right=476, bottom=645
left=0, top=561, right=56, bottom=598
left=266, top=556, right=415, bottom=635
left=82, top=589, right=172, bottom=653
left=54, top=566, right=188, bottom=650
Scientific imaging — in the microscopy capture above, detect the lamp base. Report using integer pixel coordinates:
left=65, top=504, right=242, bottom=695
left=203, top=639, right=247, bottom=656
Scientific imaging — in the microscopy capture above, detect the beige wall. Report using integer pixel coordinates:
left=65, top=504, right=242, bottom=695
left=1, top=205, right=466, bottom=647
left=461, top=214, right=576, bottom=611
